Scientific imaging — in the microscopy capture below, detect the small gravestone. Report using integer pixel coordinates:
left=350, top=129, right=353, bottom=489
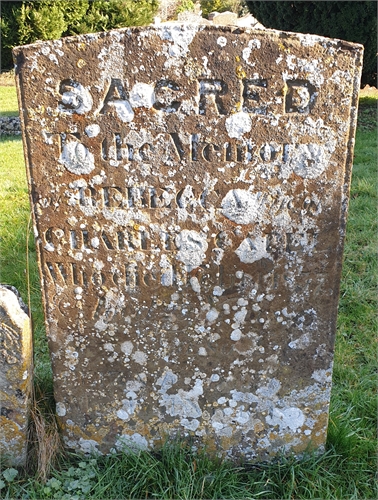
left=13, top=24, right=363, bottom=460
left=208, top=12, right=238, bottom=25
left=0, top=286, right=32, bottom=465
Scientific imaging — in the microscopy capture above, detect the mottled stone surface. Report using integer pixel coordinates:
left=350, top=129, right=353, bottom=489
left=13, top=25, right=362, bottom=460
left=0, top=286, right=32, bottom=465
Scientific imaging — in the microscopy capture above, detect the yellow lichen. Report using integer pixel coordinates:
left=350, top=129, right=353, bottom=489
left=235, top=66, right=246, bottom=79
left=77, top=59, right=87, bottom=68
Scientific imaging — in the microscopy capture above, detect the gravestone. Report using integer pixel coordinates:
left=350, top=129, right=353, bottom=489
left=0, top=285, right=32, bottom=465
left=13, top=24, right=363, bottom=460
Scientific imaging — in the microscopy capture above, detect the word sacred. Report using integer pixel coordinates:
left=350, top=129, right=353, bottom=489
left=59, top=76, right=316, bottom=119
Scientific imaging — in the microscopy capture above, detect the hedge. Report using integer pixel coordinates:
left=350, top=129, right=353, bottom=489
left=1, top=0, right=159, bottom=70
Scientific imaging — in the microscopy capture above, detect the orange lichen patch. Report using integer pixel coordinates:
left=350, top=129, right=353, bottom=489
left=0, top=416, right=27, bottom=461
left=0, top=286, right=32, bottom=465
left=254, top=421, right=264, bottom=433
left=218, top=433, right=243, bottom=452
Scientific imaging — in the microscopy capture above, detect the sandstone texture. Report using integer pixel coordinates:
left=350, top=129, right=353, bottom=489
left=0, top=285, right=32, bottom=465
left=13, top=25, right=362, bottom=459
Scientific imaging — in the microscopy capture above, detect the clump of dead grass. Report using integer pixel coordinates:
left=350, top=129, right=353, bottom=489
left=27, top=385, right=64, bottom=482
left=0, top=70, right=16, bottom=87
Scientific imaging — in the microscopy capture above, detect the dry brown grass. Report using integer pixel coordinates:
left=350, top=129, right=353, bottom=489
left=0, top=70, right=16, bottom=87
left=27, top=387, right=64, bottom=481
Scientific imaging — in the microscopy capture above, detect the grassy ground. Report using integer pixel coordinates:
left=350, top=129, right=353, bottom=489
left=0, top=71, right=18, bottom=116
left=0, top=81, right=377, bottom=497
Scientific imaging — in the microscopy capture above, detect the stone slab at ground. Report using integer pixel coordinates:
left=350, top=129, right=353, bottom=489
left=0, top=285, right=32, bottom=466
left=13, top=25, right=362, bottom=460
left=0, top=116, right=21, bottom=135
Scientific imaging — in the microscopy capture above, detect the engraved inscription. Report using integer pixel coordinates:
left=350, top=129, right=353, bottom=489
left=57, top=76, right=318, bottom=120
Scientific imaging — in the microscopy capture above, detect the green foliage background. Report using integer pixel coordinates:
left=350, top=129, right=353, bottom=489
left=1, top=0, right=159, bottom=70
left=246, top=1, right=377, bottom=86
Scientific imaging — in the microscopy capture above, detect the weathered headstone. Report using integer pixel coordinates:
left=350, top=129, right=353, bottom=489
left=13, top=24, right=363, bottom=460
left=0, top=285, right=32, bottom=465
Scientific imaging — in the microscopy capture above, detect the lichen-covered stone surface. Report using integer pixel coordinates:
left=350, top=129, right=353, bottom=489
left=0, top=286, right=32, bottom=465
left=13, top=25, right=363, bottom=460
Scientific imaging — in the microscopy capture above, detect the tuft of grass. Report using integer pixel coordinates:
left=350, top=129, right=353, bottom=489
left=27, top=382, right=64, bottom=482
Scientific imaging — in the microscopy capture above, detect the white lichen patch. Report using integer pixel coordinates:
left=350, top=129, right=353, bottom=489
left=175, top=230, right=208, bottom=271
left=115, top=433, right=148, bottom=451
left=221, top=189, right=265, bottom=224
left=181, top=418, right=200, bottom=431
left=121, top=341, right=134, bottom=355
left=56, top=402, right=66, bottom=416
left=217, top=36, right=227, bottom=47
left=116, top=391, right=138, bottom=421
left=110, top=99, right=134, bottom=123
left=132, top=350, right=148, bottom=365
left=284, top=143, right=330, bottom=179
left=78, top=438, right=101, bottom=455
left=159, top=24, right=200, bottom=63
left=213, top=286, right=224, bottom=296
left=225, top=111, right=252, bottom=139
left=156, top=371, right=204, bottom=419
left=266, top=407, right=305, bottom=432
left=288, top=332, right=312, bottom=349
left=129, top=82, right=155, bottom=108
left=230, top=329, right=242, bottom=341
left=97, top=41, right=124, bottom=90
left=235, top=236, right=270, bottom=264
left=59, top=140, right=95, bottom=175
left=206, top=308, right=219, bottom=322
left=189, top=276, right=201, bottom=293
left=242, top=39, right=261, bottom=65
left=85, top=124, right=101, bottom=137
left=59, top=82, right=93, bottom=115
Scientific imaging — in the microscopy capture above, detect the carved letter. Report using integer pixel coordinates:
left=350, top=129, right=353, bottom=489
left=198, top=79, right=228, bottom=115
left=153, top=80, right=181, bottom=112
left=100, top=78, right=134, bottom=122
left=59, top=79, right=93, bottom=115
left=242, top=79, right=267, bottom=114
left=285, top=80, right=316, bottom=114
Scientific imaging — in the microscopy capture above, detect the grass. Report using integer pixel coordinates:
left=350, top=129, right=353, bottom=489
left=0, top=136, right=51, bottom=384
left=0, top=82, right=377, bottom=498
left=0, top=86, right=19, bottom=117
